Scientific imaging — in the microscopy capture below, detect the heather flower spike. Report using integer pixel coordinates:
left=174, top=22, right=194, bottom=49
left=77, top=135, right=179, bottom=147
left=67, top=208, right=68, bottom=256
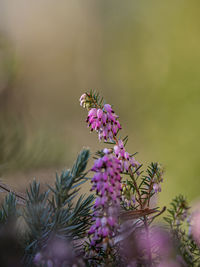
left=80, top=91, right=122, bottom=142
left=80, top=92, right=167, bottom=262
left=88, top=150, right=122, bottom=251
left=79, top=91, right=199, bottom=266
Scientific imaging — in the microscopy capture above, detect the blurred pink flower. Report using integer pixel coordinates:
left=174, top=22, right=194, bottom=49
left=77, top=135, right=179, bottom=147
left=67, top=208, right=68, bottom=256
left=158, top=260, right=181, bottom=267
left=191, top=210, right=200, bottom=246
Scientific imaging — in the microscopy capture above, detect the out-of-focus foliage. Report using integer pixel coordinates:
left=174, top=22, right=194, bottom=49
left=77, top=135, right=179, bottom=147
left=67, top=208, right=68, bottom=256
left=164, top=195, right=200, bottom=265
left=0, top=1, right=199, bottom=207
left=0, top=193, right=17, bottom=223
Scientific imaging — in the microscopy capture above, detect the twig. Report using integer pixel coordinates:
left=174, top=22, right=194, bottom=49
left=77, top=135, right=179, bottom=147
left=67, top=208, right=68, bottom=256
left=0, top=181, right=26, bottom=203
left=149, top=206, right=166, bottom=224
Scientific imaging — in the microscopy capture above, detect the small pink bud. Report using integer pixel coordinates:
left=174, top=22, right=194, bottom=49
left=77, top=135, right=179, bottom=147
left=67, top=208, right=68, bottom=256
left=104, top=104, right=113, bottom=113
left=124, top=152, right=130, bottom=160
left=118, top=139, right=124, bottom=149
left=88, top=108, right=97, bottom=117
left=114, top=145, right=120, bottom=156
left=124, top=160, right=130, bottom=171
left=97, top=109, right=103, bottom=120
left=102, top=113, right=107, bottom=125
left=102, top=227, right=109, bottom=237
left=101, top=217, right=107, bottom=226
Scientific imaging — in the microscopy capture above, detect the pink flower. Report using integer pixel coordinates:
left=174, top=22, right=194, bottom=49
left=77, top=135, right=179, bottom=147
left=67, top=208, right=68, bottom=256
left=113, top=139, right=140, bottom=173
left=97, top=109, right=103, bottom=119
left=89, top=151, right=122, bottom=249
left=104, top=104, right=113, bottom=113
left=84, top=103, right=122, bottom=142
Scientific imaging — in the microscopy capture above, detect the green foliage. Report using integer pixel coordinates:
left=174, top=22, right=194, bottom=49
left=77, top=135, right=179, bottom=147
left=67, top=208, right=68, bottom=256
left=0, top=193, right=17, bottom=223
left=49, top=149, right=90, bottom=209
left=0, top=149, right=93, bottom=266
left=164, top=195, right=200, bottom=266
left=163, top=195, right=189, bottom=227
left=88, top=90, right=104, bottom=109
left=81, top=90, right=105, bottom=110
left=139, top=163, right=163, bottom=207
left=121, top=162, right=163, bottom=211
left=24, top=181, right=51, bottom=261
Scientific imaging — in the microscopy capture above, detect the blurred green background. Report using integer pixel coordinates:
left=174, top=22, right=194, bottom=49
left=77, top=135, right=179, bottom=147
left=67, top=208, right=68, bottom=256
left=0, top=0, right=199, bottom=207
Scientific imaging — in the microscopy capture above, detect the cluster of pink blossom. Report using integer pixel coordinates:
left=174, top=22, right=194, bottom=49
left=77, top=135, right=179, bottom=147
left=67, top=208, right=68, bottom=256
left=86, top=104, right=122, bottom=141
left=34, top=238, right=85, bottom=267
left=113, top=139, right=140, bottom=173
left=88, top=149, right=122, bottom=250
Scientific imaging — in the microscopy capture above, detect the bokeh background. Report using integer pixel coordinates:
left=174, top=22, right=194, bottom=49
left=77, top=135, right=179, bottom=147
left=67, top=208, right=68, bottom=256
left=0, top=0, right=199, bottom=207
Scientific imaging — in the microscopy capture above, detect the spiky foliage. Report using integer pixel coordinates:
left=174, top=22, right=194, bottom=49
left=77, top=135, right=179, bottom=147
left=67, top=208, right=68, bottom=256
left=139, top=163, right=163, bottom=208
left=0, top=149, right=93, bottom=266
left=164, top=195, right=200, bottom=266
left=23, top=180, right=51, bottom=264
left=0, top=193, right=17, bottom=223
left=48, top=149, right=94, bottom=239
left=82, top=90, right=105, bottom=110
left=120, top=162, right=164, bottom=216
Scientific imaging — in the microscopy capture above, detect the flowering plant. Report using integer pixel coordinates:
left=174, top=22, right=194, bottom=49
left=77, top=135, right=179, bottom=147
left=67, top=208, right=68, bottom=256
left=80, top=91, right=200, bottom=266
left=0, top=91, right=199, bottom=266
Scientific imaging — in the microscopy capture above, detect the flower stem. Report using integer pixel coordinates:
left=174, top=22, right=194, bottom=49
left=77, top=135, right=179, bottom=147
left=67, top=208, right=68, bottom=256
left=144, top=215, right=152, bottom=266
